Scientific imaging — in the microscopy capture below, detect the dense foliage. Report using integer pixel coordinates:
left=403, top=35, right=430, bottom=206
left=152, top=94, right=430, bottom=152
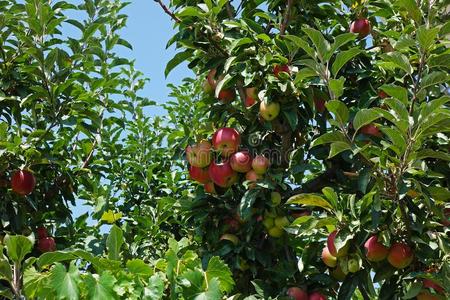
left=0, top=0, right=449, bottom=299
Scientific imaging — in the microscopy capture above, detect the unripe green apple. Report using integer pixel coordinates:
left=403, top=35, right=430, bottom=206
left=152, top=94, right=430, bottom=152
left=274, top=216, right=289, bottom=228
left=347, top=256, right=361, bottom=273
left=268, top=226, right=284, bottom=238
left=271, top=191, right=282, bottom=206
left=259, top=100, right=280, bottom=121
left=262, top=217, right=274, bottom=229
left=331, top=265, right=346, bottom=281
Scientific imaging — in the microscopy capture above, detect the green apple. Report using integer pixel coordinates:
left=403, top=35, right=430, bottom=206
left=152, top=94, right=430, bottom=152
left=268, top=226, right=284, bottom=238
left=259, top=100, right=280, bottom=121
left=262, top=217, right=274, bottom=229
left=274, top=216, right=289, bottom=228
left=270, top=191, right=282, bottom=206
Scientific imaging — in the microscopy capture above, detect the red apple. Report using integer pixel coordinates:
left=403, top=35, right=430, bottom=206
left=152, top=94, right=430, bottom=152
left=218, top=88, right=236, bottom=103
left=387, top=242, right=414, bottom=269
left=314, top=98, right=326, bottom=113
left=245, top=170, right=262, bottom=188
left=252, top=155, right=269, bottom=175
left=273, top=64, right=291, bottom=78
left=212, top=128, right=241, bottom=157
left=378, top=90, right=388, bottom=99
left=208, top=160, right=238, bottom=188
left=287, top=287, right=308, bottom=300
left=423, top=279, right=444, bottom=294
left=364, top=235, right=389, bottom=262
left=327, top=230, right=349, bottom=257
left=189, top=166, right=210, bottom=184
left=230, top=151, right=252, bottom=173
left=321, top=246, right=337, bottom=267
left=309, top=291, right=327, bottom=300
left=245, top=87, right=258, bottom=107
left=350, top=18, right=371, bottom=38
left=204, top=181, right=216, bottom=194
left=11, top=169, right=36, bottom=196
left=37, top=237, right=56, bottom=253
left=186, top=140, right=212, bottom=168
left=36, top=227, right=48, bottom=239
left=260, top=101, right=280, bottom=121
left=360, top=124, right=382, bottom=137
left=417, top=290, right=445, bottom=300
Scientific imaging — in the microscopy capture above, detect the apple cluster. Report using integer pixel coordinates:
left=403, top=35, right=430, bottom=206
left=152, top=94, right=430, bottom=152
left=186, top=128, right=271, bottom=193
left=36, top=226, right=56, bottom=253
left=262, top=206, right=290, bottom=238
left=287, top=287, right=327, bottom=300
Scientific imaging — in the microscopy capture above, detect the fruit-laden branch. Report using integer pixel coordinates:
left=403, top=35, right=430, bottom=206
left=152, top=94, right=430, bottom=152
left=154, top=0, right=180, bottom=23
left=280, top=0, right=294, bottom=35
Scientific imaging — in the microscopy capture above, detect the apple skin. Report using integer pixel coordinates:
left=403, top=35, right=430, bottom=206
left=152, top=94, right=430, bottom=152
left=321, top=246, right=337, bottom=268
left=314, top=98, right=326, bottom=113
left=11, top=169, right=36, bottom=196
left=189, top=166, right=210, bottom=184
left=423, top=279, right=444, bottom=294
left=364, top=235, right=389, bottom=262
left=230, top=151, right=252, bottom=173
left=271, top=191, right=282, bottom=206
left=252, top=155, right=270, bottom=175
left=218, top=88, right=236, bottom=103
left=417, top=290, right=446, bottom=300
left=208, top=160, right=238, bottom=188
left=309, top=292, right=327, bottom=300
left=186, top=140, right=212, bottom=168
left=273, top=64, right=291, bottom=78
left=36, top=227, right=48, bottom=239
left=350, top=18, right=371, bottom=38
left=212, top=128, right=241, bottom=157
left=360, top=124, right=382, bottom=137
left=327, top=230, right=349, bottom=257
left=378, top=90, right=388, bottom=99
left=246, top=170, right=262, bottom=182
left=260, top=101, right=280, bottom=121
left=347, top=257, right=361, bottom=273
left=245, top=87, right=258, bottom=107
left=268, top=226, right=284, bottom=238
left=37, top=237, right=56, bottom=253
left=387, top=242, right=414, bottom=269
left=203, top=79, right=214, bottom=95
left=274, top=216, right=289, bottom=228
left=262, top=217, right=274, bottom=229
left=204, top=181, right=216, bottom=194
left=287, top=287, right=308, bottom=300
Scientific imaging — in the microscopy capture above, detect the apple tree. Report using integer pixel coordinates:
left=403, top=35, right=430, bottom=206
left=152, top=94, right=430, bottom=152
left=159, top=0, right=450, bottom=299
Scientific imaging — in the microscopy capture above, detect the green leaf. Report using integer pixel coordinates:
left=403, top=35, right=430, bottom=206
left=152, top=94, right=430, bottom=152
left=50, top=262, right=80, bottom=300
left=85, top=271, right=117, bottom=300
left=286, top=194, right=333, bottom=210
left=284, top=35, right=316, bottom=58
left=326, top=33, right=357, bottom=60
left=37, top=251, right=78, bottom=269
left=328, top=141, right=351, bottom=158
left=403, top=281, right=423, bottom=299
left=205, top=257, right=234, bottom=293
left=380, top=84, right=409, bottom=105
left=428, top=53, right=450, bottom=68
left=302, top=27, right=330, bottom=61
left=126, top=259, right=153, bottom=277
left=214, top=74, right=234, bottom=98
left=420, top=71, right=448, bottom=90
left=326, top=100, right=349, bottom=124
left=352, top=109, right=382, bottom=133
left=0, top=259, right=12, bottom=282
left=329, top=77, right=345, bottom=99
left=332, top=48, right=361, bottom=76
left=239, top=189, right=259, bottom=221
left=282, top=109, right=298, bottom=130
left=4, top=235, right=33, bottom=264
left=144, top=272, right=165, bottom=300
left=194, top=277, right=222, bottom=300
left=415, top=149, right=450, bottom=161
left=383, top=52, right=413, bottom=75
left=337, top=275, right=358, bottom=300
left=311, top=131, right=347, bottom=147
left=416, top=25, right=440, bottom=52
left=395, top=0, right=421, bottom=24
left=176, top=6, right=205, bottom=18
left=106, top=225, right=124, bottom=261
left=165, top=50, right=193, bottom=78
left=322, top=187, right=338, bottom=210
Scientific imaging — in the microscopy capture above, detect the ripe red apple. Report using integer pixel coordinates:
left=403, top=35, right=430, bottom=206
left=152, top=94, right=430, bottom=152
left=273, top=64, right=291, bottom=78
left=321, top=246, right=337, bottom=267
left=230, top=151, right=252, bottom=173
left=212, top=128, right=240, bottom=157
left=260, top=101, right=280, bottom=121
left=252, top=155, right=269, bottom=175
left=287, top=287, right=308, bottom=300
left=11, top=169, right=36, bottom=196
left=417, top=290, right=445, bottom=300
left=204, top=181, right=216, bottom=194
left=423, top=279, right=444, bottom=294
left=309, top=291, right=327, bottom=300
left=37, top=237, right=56, bottom=253
left=218, top=88, right=236, bottom=103
left=245, top=170, right=262, bottom=188
left=378, top=90, right=388, bottom=99
left=36, top=227, right=48, bottom=239
left=245, top=87, right=258, bottom=107
left=186, top=140, right=212, bottom=168
left=350, top=18, right=371, bottom=38
left=314, top=98, right=326, bottom=113
left=387, top=242, right=414, bottom=269
left=208, top=160, right=238, bottom=188
left=327, top=230, right=348, bottom=257
left=364, top=235, right=389, bottom=262
left=360, top=124, right=382, bottom=137
left=189, top=166, right=210, bottom=184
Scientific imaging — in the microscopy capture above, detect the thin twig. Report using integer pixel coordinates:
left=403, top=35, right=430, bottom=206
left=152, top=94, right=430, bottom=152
left=280, top=0, right=294, bottom=35
left=154, top=0, right=180, bottom=23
